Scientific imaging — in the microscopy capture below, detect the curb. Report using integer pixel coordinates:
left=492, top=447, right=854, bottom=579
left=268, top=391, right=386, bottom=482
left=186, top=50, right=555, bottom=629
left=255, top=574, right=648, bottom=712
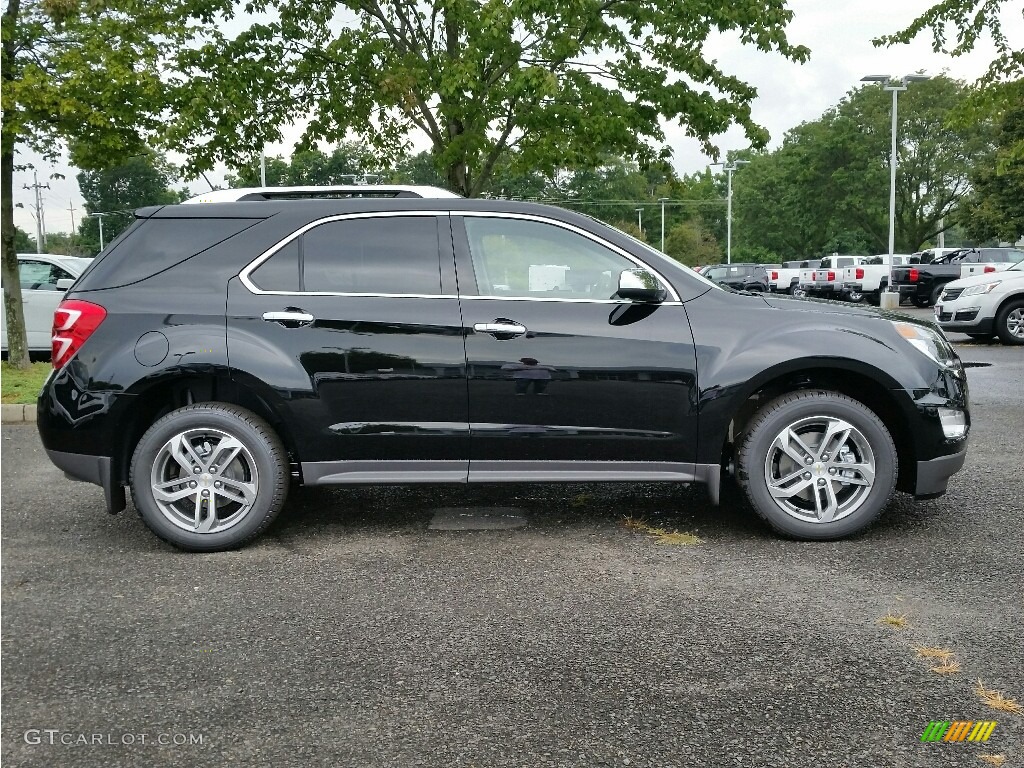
left=1, top=404, right=36, bottom=424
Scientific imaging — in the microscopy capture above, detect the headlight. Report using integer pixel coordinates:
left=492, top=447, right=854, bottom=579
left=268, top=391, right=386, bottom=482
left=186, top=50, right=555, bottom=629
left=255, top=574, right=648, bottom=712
left=961, top=280, right=1001, bottom=296
left=891, top=321, right=956, bottom=366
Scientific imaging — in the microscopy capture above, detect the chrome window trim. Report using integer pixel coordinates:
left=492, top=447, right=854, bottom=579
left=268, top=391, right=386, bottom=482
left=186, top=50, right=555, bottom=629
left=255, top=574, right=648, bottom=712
left=239, top=209, right=681, bottom=303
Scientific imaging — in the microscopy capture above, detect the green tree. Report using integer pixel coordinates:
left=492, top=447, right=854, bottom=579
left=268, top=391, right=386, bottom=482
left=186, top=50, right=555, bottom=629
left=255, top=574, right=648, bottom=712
left=664, top=219, right=722, bottom=267
left=226, top=143, right=381, bottom=187
left=42, top=232, right=87, bottom=257
left=1, top=0, right=197, bottom=368
left=165, top=0, right=808, bottom=197
left=13, top=226, right=35, bottom=252
left=875, top=1, right=1022, bottom=158
left=961, top=82, right=1024, bottom=243
left=76, top=150, right=180, bottom=256
left=733, top=76, right=993, bottom=258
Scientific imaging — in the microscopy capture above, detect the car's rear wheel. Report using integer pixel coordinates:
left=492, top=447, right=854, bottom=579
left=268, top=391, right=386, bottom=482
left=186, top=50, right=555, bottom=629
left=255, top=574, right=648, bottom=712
left=737, top=391, right=897, bottom=540
left=130, top=404, right=289, bottom=551
left=846, top=289, right=864, bottom=303
left=995, top=298, right=1024, bottom=345
left=791, top=286, right=808, bottom=298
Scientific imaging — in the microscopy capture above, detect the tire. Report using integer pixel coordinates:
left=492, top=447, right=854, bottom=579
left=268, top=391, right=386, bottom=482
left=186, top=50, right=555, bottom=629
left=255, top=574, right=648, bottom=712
left=911, top=295, right=931, bottom=308
left=846, top=290, right=864, bottom=303
left=791, top=286, right=808, bottom=299
left=130, top=403, right=289, bottom=551
left=736, top=390, right=897, bottom=540
left=995, top=298, right=1024, bottom=345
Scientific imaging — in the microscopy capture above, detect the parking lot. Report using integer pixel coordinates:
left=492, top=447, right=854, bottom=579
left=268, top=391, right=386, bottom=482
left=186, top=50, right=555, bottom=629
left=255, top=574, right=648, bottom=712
left=2, top=312, right=1021, bottom=767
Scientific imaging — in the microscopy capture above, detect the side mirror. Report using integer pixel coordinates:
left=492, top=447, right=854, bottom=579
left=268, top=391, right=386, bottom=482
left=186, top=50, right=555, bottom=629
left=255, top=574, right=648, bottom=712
left=56, top=278, right=75, bottom=291
left=618, top=269, right=667, bottom=303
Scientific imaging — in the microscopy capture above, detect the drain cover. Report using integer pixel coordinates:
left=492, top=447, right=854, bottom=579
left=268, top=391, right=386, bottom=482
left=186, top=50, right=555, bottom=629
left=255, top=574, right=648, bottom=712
left=429, top=508, right=528, bottom=530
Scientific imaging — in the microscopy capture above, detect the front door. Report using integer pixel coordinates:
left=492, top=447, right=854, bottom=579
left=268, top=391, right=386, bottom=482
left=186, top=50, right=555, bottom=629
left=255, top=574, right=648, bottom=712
left=227, top=212, right=469, bottom=483
left=454, top=214, right=699, bottom=482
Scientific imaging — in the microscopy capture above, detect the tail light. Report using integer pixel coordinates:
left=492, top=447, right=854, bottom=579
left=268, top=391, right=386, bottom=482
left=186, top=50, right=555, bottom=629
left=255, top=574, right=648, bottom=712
left=771, top=271, right=778, bottom=280
left=811, top=273, right=816, bottom=281
left=909, top=268, right=920, bottom=282
left=52, top=299, right=106, bottom=369
left=855, top=268, right=865, bottom=279
left=984, top=265, right=996, bottom=273
left=827, top=271, right=836, bottom=281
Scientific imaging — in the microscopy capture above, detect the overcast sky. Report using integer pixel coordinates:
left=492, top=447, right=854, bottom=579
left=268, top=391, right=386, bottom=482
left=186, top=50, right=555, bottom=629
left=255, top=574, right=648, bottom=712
left=13, top=0, right=1023, bottom=235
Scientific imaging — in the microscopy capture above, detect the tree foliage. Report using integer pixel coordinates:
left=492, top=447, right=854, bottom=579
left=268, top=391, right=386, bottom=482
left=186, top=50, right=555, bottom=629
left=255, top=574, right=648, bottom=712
left=225, top=143, right=382, bottom=188
left=1, top=0, right=197, bottom=366
left=166, top=0, right=809, bottom=197
left=664, top=219, right=721, bottom=266
left=76, top=149, right=181, bottom=256
left=732, top=76, right=993, bottom=258
left=13, top=226, right=35, bottom=252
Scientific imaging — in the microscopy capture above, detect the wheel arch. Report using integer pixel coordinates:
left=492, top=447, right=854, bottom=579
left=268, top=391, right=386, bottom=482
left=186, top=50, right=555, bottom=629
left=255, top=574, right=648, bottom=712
left=712, top=361, right=917, bottom=494
left=113, top=369, right=302, bottom=485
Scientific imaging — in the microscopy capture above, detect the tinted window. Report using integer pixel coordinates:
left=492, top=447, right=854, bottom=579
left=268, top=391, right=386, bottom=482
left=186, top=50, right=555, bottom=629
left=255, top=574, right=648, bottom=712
left=464, top=217, right=645, bottom=299
left=301, top=217, right=441, bottom=295
left=78, top=218, right=257, bottom=289
left=251, top=239, right=299, bottom=291
left=19, top=260, right=72, bottom=291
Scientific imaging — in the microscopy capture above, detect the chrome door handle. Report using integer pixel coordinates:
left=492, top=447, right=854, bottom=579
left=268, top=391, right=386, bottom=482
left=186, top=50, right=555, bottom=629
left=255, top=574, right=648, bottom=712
left=473, top=321, right=527, bottom=336
left=262, top=310, right=315, bottom=326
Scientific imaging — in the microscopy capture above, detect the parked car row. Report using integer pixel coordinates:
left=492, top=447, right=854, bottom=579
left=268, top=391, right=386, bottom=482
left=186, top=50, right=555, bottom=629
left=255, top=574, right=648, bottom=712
left=891, top=247, right=1024, bottom=308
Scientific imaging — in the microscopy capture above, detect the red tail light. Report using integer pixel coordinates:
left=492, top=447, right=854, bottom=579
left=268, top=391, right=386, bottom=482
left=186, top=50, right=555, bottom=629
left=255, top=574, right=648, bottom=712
left=984, top=265, right=996, bottom=273
left=52, top=299, right=106, bottom=369
left=908, top=268, right=919, bottom=282
left=771, top=271, right=778, bottom=280
left=855, top=268, right=864, bottom=279
left=811, top=273, right=816, bottom=281
left=827, top=271, right=836, bottom=281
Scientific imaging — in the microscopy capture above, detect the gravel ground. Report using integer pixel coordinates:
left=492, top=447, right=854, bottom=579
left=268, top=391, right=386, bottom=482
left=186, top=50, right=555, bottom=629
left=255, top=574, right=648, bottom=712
left=2, top=332, right=1021, bottom=768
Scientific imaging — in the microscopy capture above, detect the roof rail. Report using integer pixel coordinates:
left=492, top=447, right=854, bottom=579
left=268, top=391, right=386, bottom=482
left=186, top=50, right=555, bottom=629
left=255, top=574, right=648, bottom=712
left=182, top=185, right=461, bottom=204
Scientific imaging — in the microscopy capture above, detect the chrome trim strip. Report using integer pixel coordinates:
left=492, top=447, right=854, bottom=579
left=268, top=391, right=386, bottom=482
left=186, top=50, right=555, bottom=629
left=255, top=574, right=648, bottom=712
left=238, top=210, right=680, bottom=302
left=301, top=460, right=468, bottom=485
left=467, top=460, right=697, bottom=483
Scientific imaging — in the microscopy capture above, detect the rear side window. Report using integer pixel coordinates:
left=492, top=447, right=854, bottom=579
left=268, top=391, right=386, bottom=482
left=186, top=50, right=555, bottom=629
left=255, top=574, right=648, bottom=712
left=76, top=218, right=257, bottom=289
left=250, top=216, right=441, bottom=295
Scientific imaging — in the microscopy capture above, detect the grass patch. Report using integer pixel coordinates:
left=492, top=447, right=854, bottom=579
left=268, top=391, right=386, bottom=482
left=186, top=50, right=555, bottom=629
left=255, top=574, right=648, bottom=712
left=979, top=755, right=1007, bottom=766
left=1, top=362, right=51, bottom=404
left=975, top=680, right=1023, bottom=715
left=878, top=612, right=910, bottom=630
left=913, top=646, right=955, bottom=662
left=930, top=659, right=961, bottom=675
left=622, top=516, right=703, bottom=546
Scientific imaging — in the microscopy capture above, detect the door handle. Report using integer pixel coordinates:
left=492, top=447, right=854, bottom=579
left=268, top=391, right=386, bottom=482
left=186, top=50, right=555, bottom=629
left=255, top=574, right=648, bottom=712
left=473, top=321, right=527, bottom=337
left=262, top=310, right=315, bottom=327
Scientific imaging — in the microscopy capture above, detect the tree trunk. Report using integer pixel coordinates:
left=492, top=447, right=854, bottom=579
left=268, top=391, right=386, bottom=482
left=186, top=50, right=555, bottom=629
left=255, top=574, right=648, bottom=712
left=1, top=139, right=31, bottom=370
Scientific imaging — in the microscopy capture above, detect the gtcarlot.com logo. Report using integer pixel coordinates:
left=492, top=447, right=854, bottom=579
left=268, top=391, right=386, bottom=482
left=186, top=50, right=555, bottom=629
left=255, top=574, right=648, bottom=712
left=921, top=721, right=997, bottom=742
left=24, top=730, right=205, bottom=746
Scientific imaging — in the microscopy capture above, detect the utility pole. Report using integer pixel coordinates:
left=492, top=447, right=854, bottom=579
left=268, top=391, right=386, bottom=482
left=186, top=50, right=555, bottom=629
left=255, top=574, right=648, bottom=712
left=658, top=197, right=669, bottom=252
left=260, top=153, right=267, bottom=187
left=67, top=200, right=77, bottom=235
left=23, top=171, right=49, bottom=254
left=636, top=207, right=643, bottom=236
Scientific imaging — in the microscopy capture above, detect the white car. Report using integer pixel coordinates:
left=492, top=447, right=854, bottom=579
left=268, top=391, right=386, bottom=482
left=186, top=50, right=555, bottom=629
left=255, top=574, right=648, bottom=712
left=1, top=253, right=93, bottom=353
left=934, top=260, right=1024, bottom=344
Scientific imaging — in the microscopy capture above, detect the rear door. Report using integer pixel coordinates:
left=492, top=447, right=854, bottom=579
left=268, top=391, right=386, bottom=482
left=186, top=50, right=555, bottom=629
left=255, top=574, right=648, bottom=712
left=453, top=213, right=699, bottom=481
left=226, top=212, right=470, bottom=482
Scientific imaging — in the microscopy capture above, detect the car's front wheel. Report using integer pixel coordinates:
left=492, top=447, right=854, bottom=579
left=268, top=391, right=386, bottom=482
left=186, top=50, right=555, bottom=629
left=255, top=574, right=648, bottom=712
left=130, top=404, right=289, bottom=551
left=737, top=391, right=897, bottom=540
left=995, top=298, right=1024, bottom=345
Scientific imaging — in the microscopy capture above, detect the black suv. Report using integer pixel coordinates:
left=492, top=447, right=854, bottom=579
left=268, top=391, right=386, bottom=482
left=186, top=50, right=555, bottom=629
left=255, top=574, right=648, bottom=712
left=701, top=263, right=769, bottom=292
left=38, top=186, right=970, bottom=551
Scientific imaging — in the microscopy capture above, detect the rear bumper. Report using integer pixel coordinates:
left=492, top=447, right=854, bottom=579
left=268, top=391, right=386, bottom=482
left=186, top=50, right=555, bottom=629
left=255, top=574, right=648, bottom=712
left=914, top=447, right=968, bottom=498
left=44, top=448, right=126, bottom=514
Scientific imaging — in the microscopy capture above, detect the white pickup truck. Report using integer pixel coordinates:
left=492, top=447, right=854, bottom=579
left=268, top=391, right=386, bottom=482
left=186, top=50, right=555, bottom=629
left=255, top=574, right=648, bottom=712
left=768, top=260, right=821, bottom=294
left=841, top=253, right=918, bottom=305
left=959, top=247, right=1024, bottom=278
left=795, top=255, right=867, bottom=299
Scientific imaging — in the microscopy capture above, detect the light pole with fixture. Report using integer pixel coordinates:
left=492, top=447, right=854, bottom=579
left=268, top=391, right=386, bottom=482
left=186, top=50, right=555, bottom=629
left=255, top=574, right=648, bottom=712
left=636, top=207, right=643, bottom=235
left=658, top=197, right=669, bottom=252
left=710, top=160, right=749, bottom=264
left=861, top=72, right=930, bottom=308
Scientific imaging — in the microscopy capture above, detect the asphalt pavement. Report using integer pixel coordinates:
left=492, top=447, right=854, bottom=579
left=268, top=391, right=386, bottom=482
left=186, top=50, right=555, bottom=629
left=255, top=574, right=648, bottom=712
left=2, top=332, right=1022, bottom=767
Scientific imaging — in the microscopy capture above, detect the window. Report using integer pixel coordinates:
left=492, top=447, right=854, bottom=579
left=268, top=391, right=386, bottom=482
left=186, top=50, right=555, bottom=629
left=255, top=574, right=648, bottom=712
left=19, top=260, right=73, bottom=291
left=251, top=216, right=442, bottom=295
left=463, top=217, right=645, bottom=299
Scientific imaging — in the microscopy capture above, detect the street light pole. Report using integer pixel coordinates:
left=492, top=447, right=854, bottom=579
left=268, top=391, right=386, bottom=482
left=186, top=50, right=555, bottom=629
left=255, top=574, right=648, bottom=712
left=710, top=160, right=749, bottom=264
left=636, top=207, right=643, bottom=235
left=861, top=73, right=929, bottom=306
left=658, top=198, right=669, bottom=252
